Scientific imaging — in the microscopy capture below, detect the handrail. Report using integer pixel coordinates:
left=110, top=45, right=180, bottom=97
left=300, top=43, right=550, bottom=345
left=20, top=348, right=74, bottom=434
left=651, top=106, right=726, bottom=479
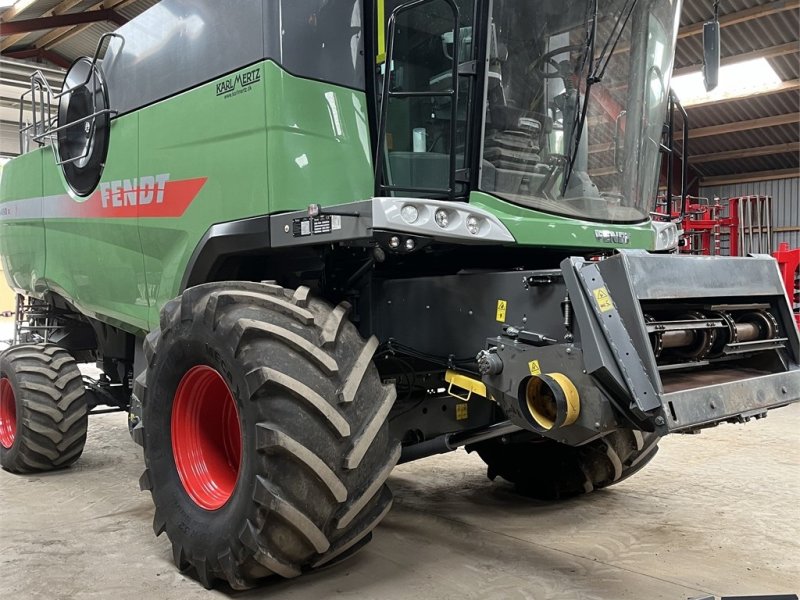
left=17, top=32, right=123, bottom=161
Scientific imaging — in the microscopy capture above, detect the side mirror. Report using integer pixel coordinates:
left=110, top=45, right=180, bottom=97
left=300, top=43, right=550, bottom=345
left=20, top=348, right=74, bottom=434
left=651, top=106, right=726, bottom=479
left=702, top=19, right=720, bottom=92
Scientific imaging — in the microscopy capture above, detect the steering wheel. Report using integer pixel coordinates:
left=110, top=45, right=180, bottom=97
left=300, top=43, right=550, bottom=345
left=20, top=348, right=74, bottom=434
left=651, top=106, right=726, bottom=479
left=532, top=44, right=585, bottom=79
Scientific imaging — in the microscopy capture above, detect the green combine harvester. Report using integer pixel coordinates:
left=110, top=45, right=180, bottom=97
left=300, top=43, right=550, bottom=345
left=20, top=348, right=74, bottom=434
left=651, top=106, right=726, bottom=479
left=1, top=0, right=798, bottom=590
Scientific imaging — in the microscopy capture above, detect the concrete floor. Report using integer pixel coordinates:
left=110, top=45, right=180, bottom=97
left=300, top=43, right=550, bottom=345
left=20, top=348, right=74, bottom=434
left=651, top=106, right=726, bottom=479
left=1, top=405, right=798, bottom=600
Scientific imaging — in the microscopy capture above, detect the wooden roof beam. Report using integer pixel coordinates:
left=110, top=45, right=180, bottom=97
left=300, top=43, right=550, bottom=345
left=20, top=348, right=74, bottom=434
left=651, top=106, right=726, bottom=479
left=690, top=142, right=800, bottom=164
left=0, top=9, right=127, bottom=35
left=588, top=166, right=618, bottom=177
left=679, top=0, right=800, bottom=40
left=674, top=113, right=799, bottom=140
left=701, top=168, right=800, bottom=187
left=614, top=1, right=800, bottom=56
left=683, top=79, right=800, bottom=109
left=0, top=0, right=39, bottom=22
left=673, top=42, right=799, bottom=77
left=2, top=47, right=71, bottom=69
left=34, top=0, right=139, bottom=51
left=0, top=0, right=84, bottom=52
left=589, top=142, right=614, bottom=154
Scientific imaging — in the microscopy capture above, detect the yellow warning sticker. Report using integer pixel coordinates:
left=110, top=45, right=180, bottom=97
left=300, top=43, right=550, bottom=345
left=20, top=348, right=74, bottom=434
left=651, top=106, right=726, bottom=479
left=593, top=287, right=614, bottom=312
left=528, top=360, right=541, bottom=376
left=456, top=403, right=469, bottom=421
left=496, top=299, right=508, bottom=322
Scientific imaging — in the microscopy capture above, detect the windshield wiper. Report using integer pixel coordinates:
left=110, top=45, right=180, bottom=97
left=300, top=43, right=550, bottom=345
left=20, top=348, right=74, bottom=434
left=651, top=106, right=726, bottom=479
left=562, top=0, right=640, bottom=193
left=591, top=0, right=640, bottom=83
left=561, top=0, right=597, bottom=195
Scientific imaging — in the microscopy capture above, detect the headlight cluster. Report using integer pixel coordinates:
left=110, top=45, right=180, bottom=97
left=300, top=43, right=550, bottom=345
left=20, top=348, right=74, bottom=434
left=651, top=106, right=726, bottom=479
left=373, top=197, right=516, bottom=245
left=653, top=221, right=679, bottom=251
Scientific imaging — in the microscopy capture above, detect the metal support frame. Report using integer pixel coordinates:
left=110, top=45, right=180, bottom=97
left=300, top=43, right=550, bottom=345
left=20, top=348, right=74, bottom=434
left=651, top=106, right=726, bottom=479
left=733, top=195, right=772, bottom=256
left=13, top=294, right=63, bottom=346
left=660, top=91, right=689, bottom=218
left=655, top=194, right=773, bottom=258
left=773, top=242, right=800, bottom=327
left=682, top=197, right=736, bottom=256
left=399, top=420, right=519, bottom=464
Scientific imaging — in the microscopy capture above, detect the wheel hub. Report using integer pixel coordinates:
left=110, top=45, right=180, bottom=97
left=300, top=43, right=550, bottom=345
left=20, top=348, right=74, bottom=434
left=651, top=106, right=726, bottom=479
left=171, top=366, right=242, bottom=510
left=0, top=377, right=16, bottom=449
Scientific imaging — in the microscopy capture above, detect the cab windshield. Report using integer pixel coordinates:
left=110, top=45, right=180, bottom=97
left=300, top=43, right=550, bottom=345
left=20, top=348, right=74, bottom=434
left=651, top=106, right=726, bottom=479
left=481, top=0, right=680, bottom=222
left=379, top=0, right=680, bottom=223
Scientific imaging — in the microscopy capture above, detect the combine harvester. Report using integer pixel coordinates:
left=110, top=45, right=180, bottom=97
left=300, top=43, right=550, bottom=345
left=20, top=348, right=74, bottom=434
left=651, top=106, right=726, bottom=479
left=0, top=0, right=797, bottom=590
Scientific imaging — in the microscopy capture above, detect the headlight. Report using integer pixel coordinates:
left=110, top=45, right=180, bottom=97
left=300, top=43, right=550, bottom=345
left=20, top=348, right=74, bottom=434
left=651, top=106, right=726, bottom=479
left=466, top=215, right=481, bottom=235
left=400, top=204, right=419, bottom=224
left=435, top=209, right=449, bottom=229
left=653, top=221, right=679, bottom=251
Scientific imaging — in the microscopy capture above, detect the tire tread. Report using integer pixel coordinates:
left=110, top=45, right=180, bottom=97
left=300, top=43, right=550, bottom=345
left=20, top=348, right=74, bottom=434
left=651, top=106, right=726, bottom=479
left=472, top=429, right=660, bottom=501
left=139, top=282, right=399, bottom=589
left=0, top=344, right=88, bottom=474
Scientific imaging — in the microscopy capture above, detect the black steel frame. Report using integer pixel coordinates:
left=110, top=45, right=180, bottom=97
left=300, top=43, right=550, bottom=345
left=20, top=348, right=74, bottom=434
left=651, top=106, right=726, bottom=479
left=661, top=90, right=689, bottom=218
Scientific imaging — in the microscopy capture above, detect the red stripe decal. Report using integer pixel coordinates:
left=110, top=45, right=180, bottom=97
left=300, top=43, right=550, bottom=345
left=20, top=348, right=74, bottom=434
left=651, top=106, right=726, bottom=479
left=43, top=176, right=207, bottom=219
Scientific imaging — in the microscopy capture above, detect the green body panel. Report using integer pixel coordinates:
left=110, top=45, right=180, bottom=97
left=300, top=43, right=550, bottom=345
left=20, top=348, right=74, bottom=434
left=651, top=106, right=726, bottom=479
left=0, top=151, right=45, bottom=295
left=469, top=192, right=656, bottom=251
left=0, top=60, right=658, bottom=335
left=0, top=61, right=375, bottom=334
left=137, top=64, right=269, bottom=330
left=265, top=64, right=374, bottom=213
left=138, top=61, right=374, bottom=328
left=43, top=114, right=149, bottom=333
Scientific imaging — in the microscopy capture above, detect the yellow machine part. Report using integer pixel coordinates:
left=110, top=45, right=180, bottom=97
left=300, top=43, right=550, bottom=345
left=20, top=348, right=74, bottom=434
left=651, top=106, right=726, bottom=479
left=445, top=370, right=490, bottom=402
left=525, top=372, right=580, bottom=430
left=376, top=0, right=386, bottom=63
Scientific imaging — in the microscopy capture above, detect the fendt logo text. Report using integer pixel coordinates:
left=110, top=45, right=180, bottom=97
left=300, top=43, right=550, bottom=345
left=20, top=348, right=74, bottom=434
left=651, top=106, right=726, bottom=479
left=595, top=230, right=631, bottom=245
left=99, top=174, right=171, bottom=208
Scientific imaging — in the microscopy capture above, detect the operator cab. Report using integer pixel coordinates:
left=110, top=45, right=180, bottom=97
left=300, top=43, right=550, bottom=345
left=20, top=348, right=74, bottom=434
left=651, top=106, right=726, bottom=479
left=375, top=0, right=679, bottom=224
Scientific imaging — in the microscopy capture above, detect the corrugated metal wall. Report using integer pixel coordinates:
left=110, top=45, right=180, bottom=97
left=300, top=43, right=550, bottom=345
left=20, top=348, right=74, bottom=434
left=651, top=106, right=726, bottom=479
left=699, top=178, right=800, bottom=253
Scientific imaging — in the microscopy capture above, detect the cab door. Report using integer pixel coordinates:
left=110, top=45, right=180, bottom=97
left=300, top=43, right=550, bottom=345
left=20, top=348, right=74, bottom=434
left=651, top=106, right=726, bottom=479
left=375, top=0, right=478, bottom=199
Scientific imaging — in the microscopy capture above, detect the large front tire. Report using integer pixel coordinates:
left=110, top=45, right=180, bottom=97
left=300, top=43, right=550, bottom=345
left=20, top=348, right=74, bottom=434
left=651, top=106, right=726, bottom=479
left=136, top=282, right=399, bottom=589
left=470, top=429, right=659, bottom=500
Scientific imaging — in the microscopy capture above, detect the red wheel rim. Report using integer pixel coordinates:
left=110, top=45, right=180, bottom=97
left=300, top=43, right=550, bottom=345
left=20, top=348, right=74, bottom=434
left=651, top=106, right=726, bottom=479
left=0, top=377, right=16, bottom=449
left=171, top=366, right=242, bottom=510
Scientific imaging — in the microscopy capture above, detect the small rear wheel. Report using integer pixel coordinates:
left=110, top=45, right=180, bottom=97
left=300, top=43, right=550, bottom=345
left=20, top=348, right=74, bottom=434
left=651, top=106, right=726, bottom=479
left=0, top=344, right=88, bottom=473
left=469, top=429, right=659, bottom=500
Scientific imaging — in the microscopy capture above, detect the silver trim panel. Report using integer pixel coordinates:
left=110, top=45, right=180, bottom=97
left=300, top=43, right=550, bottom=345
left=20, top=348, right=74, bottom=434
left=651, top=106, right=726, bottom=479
left=372, top=197, right=516, bottom=244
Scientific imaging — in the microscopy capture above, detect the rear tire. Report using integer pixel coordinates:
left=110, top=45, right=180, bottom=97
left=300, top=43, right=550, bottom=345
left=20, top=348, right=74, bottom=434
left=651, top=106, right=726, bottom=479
left=470, top=429, right=659, bottom=500
left=136, top=282, right=399, bottom=589
left=0, top=344, right=88, bottom=473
